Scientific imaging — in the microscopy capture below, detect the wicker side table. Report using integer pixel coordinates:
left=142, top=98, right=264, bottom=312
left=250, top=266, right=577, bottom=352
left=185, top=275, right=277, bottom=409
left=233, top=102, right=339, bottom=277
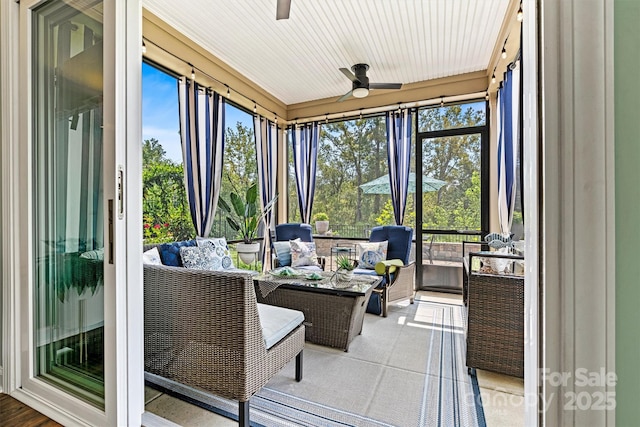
left=465, top=253, right=524, bottom=378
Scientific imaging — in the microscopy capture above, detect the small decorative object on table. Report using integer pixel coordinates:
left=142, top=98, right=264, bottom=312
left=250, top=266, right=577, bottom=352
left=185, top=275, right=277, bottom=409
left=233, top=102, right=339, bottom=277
left=270, top=266, right=303, bottom=278
left=335, top=254, right=355, bottom=284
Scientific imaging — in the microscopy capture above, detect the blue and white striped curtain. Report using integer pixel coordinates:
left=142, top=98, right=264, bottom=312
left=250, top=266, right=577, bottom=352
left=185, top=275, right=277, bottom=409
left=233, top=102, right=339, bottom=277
left=291, top=122, right=320, bottom=224
left=178, top=77, right=225, bottom=237
left=385, top=109, right=413, bottom=225
left=255, top=116, right=279, bottom=267
left=497, top=61, right=521, bottom=235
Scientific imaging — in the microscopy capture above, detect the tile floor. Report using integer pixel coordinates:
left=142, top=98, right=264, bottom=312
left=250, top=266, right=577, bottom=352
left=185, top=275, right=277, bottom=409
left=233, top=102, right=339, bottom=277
left=144, top=291, right=524, bottom=427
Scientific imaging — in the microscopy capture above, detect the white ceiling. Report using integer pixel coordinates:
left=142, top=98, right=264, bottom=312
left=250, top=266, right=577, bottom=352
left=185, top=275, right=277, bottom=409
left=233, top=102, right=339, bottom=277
left=142, top=0, right=511, bottom=106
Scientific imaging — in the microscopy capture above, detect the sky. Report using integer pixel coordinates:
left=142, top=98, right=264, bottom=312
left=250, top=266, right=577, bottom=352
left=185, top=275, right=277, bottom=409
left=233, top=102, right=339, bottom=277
left=142, top=62, right=250, bottom=164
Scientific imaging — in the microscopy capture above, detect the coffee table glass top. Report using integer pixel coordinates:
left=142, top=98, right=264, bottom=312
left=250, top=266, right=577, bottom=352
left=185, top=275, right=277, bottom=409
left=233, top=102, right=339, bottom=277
left=255, top=268, right=379, bottom=295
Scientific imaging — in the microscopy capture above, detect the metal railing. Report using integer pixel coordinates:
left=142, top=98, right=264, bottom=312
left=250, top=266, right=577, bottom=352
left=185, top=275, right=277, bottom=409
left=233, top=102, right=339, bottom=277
left=315, top=224, right=372, bottom=238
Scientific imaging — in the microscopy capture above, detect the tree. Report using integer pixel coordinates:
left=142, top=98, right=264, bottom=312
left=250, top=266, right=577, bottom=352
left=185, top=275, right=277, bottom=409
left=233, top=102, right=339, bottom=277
left=223, top=121, right=257, bottom=193
left=142, top=138, right=193, bottom=242
left=416, top=104, right=484, bottom=230
left=286, top=102, right=486, bottom=235
left=143, top=138, right=167, bottom=165
left=314, top=117, right=386, bottom=229
left=213, top=119, right=258, bottom=240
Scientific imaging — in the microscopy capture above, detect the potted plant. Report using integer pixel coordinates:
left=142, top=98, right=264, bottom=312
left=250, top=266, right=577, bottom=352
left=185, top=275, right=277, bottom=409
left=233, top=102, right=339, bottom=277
left=218, top=182, right=277, bottom=264
left=313, top=212, right=329, bottom=235
left=335, top=254, right=355, bottom=283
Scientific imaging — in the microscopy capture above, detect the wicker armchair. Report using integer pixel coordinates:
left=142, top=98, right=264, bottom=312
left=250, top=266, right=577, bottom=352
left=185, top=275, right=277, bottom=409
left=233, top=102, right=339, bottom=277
left=354, top=225, right=416, bottom=317
left=143, top=264, right=305, bottom=426
left=374, top=260, right=416, bottom=317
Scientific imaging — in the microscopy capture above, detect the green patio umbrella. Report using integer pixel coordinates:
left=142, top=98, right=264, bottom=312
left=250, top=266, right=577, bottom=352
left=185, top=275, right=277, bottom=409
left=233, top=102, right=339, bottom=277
left=359, top=172, right=446, bottom=194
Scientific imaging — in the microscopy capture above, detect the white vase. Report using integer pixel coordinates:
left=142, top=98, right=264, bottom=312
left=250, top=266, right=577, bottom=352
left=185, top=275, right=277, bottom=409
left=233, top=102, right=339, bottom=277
left=315, top=220, right=329, bottom=235
left=336, top=268, right=353, bottom=283
left=236, top=242, right=260, bottom=264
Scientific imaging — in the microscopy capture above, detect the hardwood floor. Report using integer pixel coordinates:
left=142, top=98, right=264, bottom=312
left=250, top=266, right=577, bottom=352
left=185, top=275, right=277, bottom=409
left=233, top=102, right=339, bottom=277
left=0, top=393, right=62, bottom=427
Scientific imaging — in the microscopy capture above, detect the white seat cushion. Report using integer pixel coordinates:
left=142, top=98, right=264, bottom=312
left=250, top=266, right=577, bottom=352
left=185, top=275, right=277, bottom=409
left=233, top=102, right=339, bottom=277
left=257, top=303, right=304, bottom=350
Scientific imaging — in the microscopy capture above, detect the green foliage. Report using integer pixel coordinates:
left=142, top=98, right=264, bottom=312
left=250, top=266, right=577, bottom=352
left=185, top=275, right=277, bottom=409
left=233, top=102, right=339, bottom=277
left=416, top=104, right=484, bottom=230
left=375, top=198, right=417, bottom=227
left=142, top=138, right=194, bottom=243
left=312, top=212, right=329, bottom=222
left=336, top=254, right=354, bottom=271
left=218, top=182, right=276, bottom=243
left=375, top=200, right=396, bottom=226
left=512, top=210, right=523, bottom=224
left=452, top=171, right=481, bottom=229
left=308, top=116, right=387, bottom=226
left=295, top=103, right=485, bottom=234
left=223, top=121, right=257, bottom=196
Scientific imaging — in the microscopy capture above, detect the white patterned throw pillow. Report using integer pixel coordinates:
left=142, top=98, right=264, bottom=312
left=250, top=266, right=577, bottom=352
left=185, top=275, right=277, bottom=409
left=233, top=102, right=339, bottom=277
left=196, top=237, right=235, bottom=270
left=180, top=245, right=216, bottom=270
left=357, top=241, right=388, bottom=269
left=290, top=240, right=319, bottom=268
left=142, top=247, right=162, bottom=265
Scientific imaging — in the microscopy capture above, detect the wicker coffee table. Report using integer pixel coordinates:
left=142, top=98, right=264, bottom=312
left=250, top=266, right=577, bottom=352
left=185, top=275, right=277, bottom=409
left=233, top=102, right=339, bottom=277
left=253, top=271, right=379, bottom=351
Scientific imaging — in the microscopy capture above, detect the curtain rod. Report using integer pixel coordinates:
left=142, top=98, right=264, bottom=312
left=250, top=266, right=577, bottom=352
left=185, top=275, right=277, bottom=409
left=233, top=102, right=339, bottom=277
left=142, top=36, right=282, bottom=122
left=143, top=37, right=488, bottom=126
left=290, top=91, right=488, bottom=126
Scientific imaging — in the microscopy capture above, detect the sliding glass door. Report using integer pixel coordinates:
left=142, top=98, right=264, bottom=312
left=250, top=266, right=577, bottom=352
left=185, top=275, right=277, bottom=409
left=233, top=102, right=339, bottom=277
left=31, top=0, right=106, bottom=408
left=18, top=0, right=143, bottom=424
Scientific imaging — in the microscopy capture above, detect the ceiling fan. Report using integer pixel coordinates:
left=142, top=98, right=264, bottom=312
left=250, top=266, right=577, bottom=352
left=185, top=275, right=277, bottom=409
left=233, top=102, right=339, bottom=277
left=337, top=64, right=403, bottom=102
left=276, top=0, right=291, bottom=20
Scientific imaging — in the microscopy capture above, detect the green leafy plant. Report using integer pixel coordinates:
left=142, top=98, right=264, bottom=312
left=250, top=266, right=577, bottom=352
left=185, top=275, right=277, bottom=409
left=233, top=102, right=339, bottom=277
left=142, top=138, right=194, bottom=243
left=336, top=255, right=354, bottom=271
left=218, top=182, right=277, bottom=243
left=312, top=212, right=329, bottom=222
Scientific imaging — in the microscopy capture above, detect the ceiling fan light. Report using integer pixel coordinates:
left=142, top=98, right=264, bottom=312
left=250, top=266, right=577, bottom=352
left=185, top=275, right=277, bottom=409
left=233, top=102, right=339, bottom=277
left=352, top=87, right=369, bottom=98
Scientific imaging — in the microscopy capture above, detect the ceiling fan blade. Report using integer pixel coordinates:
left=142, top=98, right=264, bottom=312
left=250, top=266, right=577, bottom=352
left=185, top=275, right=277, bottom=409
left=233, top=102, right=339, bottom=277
left=276, top=0, right=291, bottom=20
left=369, top=83, right=403, bottom=90
left=339, top=67, right=360, bottom=83
left=337, top=90, right=353, bottom=102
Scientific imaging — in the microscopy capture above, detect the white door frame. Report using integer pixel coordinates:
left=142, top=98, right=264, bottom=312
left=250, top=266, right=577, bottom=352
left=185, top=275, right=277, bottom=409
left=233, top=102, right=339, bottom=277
left=0, top=0, right=144, bottom=425
left=521, top=0, right=540, bottom=424
left=537, top=0, right=616, bottom=425
left=0, top=0, right=21, bottom=398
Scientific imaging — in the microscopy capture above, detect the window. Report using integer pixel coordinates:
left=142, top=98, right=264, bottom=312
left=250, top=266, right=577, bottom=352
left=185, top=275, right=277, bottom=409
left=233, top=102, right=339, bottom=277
left=288, top=116, right=388, bottom=237
left=212, top=102, right=257, bottom=240
left=142, top=64, right=258, bottom=243
left=141, top=62, right=189, bottom=243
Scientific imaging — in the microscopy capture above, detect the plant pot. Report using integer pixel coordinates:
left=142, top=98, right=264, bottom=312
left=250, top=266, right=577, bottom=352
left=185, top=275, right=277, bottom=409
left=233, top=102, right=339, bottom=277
left=335, top=268, right=354, bottom=283
left=315, top=220, right=329, bottom=235
left=236, top=242, right=260, bottom=264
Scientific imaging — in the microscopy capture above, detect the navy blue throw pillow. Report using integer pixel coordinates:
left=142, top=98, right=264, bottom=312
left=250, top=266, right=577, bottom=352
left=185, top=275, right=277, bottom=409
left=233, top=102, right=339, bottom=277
left=158, top=240, right=197, bottom=267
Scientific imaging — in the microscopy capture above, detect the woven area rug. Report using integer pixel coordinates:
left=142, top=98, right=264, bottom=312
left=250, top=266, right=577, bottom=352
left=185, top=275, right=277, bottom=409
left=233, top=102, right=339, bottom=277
left=147, top=295, right=486, bottom=427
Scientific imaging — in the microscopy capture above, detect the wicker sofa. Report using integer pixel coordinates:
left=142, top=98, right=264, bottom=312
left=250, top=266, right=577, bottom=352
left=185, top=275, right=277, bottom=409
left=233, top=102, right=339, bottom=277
left=143, top=257, right=305, bottom=426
